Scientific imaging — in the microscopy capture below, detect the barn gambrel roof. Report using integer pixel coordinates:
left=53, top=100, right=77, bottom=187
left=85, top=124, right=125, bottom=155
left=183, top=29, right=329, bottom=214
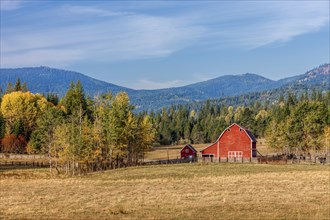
left=216, top=123, right=257, bottom=143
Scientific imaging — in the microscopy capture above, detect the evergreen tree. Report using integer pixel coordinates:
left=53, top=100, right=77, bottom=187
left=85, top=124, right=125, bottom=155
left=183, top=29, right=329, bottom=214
left=0, top=113, right=5, bottom=139
left=21, top=82, right=28, bottom=92
left=61, top=80, right=87, bottom=116
left=46, top=93, right=59, bottom=106
left=12, top=119, right=24, bottom=136
left=5, top=82, right=13, bottom=94
left=14, top=78, right=22, bottom=91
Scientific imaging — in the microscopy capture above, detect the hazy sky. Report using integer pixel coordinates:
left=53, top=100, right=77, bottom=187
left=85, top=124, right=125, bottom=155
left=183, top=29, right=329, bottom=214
left=1, top=1, right=329, bottom=89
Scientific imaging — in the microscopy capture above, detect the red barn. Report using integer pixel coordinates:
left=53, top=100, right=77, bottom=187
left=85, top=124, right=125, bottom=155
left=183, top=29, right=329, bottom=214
left=201, top=123, right=257, bottom=159
left=180, top=144, right=197, bottom=159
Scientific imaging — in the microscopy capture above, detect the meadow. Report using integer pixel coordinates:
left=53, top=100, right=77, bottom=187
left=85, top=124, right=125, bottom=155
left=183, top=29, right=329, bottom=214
left=1, top=163, right=329, bottom=219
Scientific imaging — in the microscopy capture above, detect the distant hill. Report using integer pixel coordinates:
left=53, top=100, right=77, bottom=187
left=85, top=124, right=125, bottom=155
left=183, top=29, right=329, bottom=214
left=0, top=66, right=133, bottom=97
left=0, top=64, right=329, bottom=111
left=131, top=63, right=329, bottom=110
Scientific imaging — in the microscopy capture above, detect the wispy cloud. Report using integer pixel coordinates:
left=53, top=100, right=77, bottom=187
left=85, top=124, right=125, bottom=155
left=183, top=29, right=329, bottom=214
left=1, top=8, right=205, bottom=67
left=192, top=73, right=217, bottom=82
left=1, top=1, right=329, bottom=68
left=133, top=79, right=184, bottom=90
left=0, top=0, right=23, bottom=11
left=63, top=5, right=131, bottom=17
left=219, top=2, right=329, bottom=49
left=2, top=49, right=83, bottom=67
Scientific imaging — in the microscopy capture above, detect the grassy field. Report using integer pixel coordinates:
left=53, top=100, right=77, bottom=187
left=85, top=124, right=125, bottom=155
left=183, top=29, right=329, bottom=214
left=1, top=163, right=329, bottom=219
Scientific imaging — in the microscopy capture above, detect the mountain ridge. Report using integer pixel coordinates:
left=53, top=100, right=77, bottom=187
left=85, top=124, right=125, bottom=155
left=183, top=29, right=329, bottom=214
left=1, top=64, right=329, bottom=111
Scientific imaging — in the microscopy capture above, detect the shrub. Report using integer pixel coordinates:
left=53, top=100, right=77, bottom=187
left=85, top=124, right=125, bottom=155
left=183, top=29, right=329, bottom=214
left=1, top=134, right=27, bottom=154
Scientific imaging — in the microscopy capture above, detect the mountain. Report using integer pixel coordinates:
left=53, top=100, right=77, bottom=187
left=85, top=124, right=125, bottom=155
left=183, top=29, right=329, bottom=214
left=0, top=64, right=329, bottom=111
left=131, top=73, right=276, bottom=110
left=132, top=64, right=329, bottom=110
left=276, top=64, right=330, bottom=86
left=0, top=66, right=134, bottom=97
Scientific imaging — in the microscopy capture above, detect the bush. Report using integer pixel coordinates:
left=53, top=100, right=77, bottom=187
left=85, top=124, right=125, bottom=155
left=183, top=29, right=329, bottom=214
left=1, top=134, right=27, bottom=154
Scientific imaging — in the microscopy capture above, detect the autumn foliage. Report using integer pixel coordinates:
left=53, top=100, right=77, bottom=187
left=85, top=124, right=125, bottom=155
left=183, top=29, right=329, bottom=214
left=1, top=134, right=27, bottom=154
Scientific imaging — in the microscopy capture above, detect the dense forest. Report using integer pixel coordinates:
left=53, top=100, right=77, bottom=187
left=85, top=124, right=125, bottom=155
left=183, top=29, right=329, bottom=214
left=0, top=79, right=329, bottom=174
left=153, top=91, right=329, bottom=152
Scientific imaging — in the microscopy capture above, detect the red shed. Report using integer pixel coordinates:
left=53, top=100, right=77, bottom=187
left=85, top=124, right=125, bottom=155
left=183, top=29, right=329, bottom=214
left=180, top=144, right=197, bottom=159
left=201, top=123, right=257, bottom=159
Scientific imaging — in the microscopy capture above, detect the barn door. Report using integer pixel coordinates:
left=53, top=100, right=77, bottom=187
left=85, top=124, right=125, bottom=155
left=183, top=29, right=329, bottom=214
left=228, top=151, right=243, bottom=158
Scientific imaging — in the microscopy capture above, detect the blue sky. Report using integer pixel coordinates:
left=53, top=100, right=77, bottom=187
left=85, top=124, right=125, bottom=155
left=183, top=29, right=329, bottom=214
left=1, top=0, right=329, bottom=89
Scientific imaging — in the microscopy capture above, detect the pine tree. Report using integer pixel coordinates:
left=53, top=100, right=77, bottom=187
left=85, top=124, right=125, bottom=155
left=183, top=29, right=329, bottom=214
left=14, top=78, right=22, bottom=91
left=21, top=82, right=28, bottom=92
left=46, top=93, right=59, bottom=105
left=0, top=113, right=5, bottom=139
left=5, top=82, right=13, bottom=94
left=61, top=80, right=87, bottom=116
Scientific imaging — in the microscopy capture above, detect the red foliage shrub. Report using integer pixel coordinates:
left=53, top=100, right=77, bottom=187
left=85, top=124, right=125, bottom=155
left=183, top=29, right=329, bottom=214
left=1, top=134, right=27, bottom=154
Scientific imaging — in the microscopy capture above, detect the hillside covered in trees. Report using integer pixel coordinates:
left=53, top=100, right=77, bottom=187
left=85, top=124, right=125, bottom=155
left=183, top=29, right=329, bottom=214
left=1, top=64, right=329, bottom=111
left=0, top=79, right=329, bottom=174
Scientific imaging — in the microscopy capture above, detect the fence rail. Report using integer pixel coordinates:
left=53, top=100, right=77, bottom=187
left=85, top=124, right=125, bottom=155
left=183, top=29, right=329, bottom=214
left=0, top=154, right=328, bottom=171
left=0, top=161, right=49, bottom=167
left=0, top=153, right=46, bottom=159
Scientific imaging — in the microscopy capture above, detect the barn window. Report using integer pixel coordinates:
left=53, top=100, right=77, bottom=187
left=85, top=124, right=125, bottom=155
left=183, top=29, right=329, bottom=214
left=239, top=128, right=242, bottom=132
left=227, top=128, right=230, bottom=132
left=185, top=149, right=189, bottom=153
left=228, top=151, right=243, bottom=158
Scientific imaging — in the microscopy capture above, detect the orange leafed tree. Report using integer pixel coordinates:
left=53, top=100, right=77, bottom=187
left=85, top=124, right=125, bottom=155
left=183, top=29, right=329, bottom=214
left=1, top=134, right=27, bottom=154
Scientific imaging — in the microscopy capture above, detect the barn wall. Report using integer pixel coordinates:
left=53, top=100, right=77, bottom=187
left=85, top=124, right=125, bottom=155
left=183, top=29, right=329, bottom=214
left=219, top=124, right=252, bottom=158
left=201, top=124, right=255, bottom=158
left=201, top=142, right=217, bottom=156
left=181, top=145, right=196, bottom=159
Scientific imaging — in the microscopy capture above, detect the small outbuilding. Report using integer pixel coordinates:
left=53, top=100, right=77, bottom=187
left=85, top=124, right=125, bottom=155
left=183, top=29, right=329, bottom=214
left=180, top=144, right=197, bottom=160
left=201, top=123, right=257, bottom=159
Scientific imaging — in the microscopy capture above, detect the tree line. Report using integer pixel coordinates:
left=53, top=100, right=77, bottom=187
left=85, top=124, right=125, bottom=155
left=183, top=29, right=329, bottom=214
left=151, top=90, right=329, bottom=154
left=0, top=79, right=329, bottom=174
left=0, top=80, right=156, bottom=175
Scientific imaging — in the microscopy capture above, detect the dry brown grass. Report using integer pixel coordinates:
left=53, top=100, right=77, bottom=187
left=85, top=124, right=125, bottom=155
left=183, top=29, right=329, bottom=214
left=1, top=163, right=329, bottom=220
